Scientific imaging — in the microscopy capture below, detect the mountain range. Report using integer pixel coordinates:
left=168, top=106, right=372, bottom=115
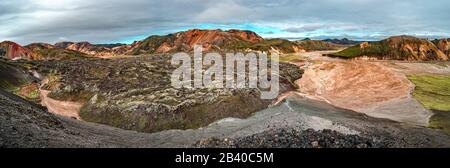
left=331, top=35, right=450, bottom=61
left=1, top=29, right=450, bottom=61
left=0, top=29, right=344, bottom=60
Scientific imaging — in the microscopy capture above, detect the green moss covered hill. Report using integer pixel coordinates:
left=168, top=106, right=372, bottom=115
left=332, top=36, right=449, bottom=61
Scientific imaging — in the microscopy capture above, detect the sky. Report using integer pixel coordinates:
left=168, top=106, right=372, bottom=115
left=1, top=0, right=449, bottom=45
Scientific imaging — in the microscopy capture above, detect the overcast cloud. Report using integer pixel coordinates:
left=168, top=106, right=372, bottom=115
left=1, top=0, right=449, bottom=44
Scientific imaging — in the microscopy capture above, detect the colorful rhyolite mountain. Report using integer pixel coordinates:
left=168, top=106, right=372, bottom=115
left=65, top=42, right=114, bottom=56
left=2, top=30, right=450, bottom=61
left=25, top=43, right=90, bottom=60
left=128, top=29, right=265, bottom=54
left=332, top=35, right=449, bottom=61
left=433, top=38, right=450, bottom=57
left=0, top=41, right=37, bottom=60
left=1, top=29, right=306, bottom=60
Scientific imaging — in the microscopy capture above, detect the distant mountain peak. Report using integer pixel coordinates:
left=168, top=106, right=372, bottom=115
left=331, top=35, right=449, bottom=61
left=0, top=41, right=37, bottom=60
left=323, top=38, right=359, bottom=45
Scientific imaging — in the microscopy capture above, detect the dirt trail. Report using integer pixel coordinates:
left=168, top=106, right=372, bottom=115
left=295, top=59, right=432, bottom=126
left=39, top=81, right=83, bottom=120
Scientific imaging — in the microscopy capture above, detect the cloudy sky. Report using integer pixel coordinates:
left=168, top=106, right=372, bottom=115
left=1, top=0, right=449, bottom=45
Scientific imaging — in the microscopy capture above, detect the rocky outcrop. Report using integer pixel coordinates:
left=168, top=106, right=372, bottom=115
left=54, top=42, right=75, bottom=49
left=0, top=48, right=5, bottom=57
left=25, top=43, right=55, bottom=50
left=434, top=38, right=450, bottom=57
left=331, top=35, right=449, bottom=61
left=195, top=128, right=387, bottom=148
left=0, top=59, right=37, bottom=90
left=36, top=55, right=303, bottom=133
left=359, top=41, right=370, bottom=49
left=0, top=41, right=38, bottom=60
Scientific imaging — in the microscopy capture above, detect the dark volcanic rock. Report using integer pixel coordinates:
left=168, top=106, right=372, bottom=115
left=37, top=54, right=303, bottom=133
left=433, top=38, right=450, bottom=57
left=0, top=58, right=37, bottom=90
left=0, top=48, right=6, bottom=57
left=194, top=128, right=387, bottom=148
left=0, top=89, right=73, bottom=147
left=54, top=42, right=75, bottom=49
left=1, top=81, right=448, bottom=148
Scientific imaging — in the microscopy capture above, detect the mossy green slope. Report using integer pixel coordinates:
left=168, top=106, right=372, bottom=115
left=408, top=74, right=450, bottom=134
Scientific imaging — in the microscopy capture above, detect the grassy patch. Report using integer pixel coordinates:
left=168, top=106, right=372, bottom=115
left=408, top=75, right=450, bottom=111
left=276, top=54, right=305, bottom=63
left=332, top=45, right=362, bottom=58
left=407, top=74, right=450, bottom=134
left=332, top=42, right=391, bottom=58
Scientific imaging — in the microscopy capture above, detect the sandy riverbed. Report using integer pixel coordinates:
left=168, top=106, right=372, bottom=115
left=282, top=50, right=450, bottom=126
left=39, top=79, right=83, bottom=120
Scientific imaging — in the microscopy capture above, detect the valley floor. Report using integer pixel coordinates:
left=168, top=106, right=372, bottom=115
left=1, top=89, right=449, bottom=148
left=2, top=51, right=450, bottom=148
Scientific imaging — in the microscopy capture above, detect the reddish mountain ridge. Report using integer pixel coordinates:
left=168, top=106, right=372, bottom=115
left=64, top=42, right=114, bottom=57
left=434, top=38, right=450, bottom=57
left=0, top=41, right=38, bottom=60
left=6, top=30, right=448, bottom=61
left=25, top=43, right=89, bottom=60
left=332, top=36, right=449, bottom=61
left=128, top=29, right=265, bottom=55
left=177, top=29, right=264, bottom=47
left=55, top=41, right=131, bottom=57
left=1, top=29, right=301, bottom=60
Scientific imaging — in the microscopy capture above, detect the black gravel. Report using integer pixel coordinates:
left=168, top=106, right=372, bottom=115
left=194, top=128, right=390, bottom=148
